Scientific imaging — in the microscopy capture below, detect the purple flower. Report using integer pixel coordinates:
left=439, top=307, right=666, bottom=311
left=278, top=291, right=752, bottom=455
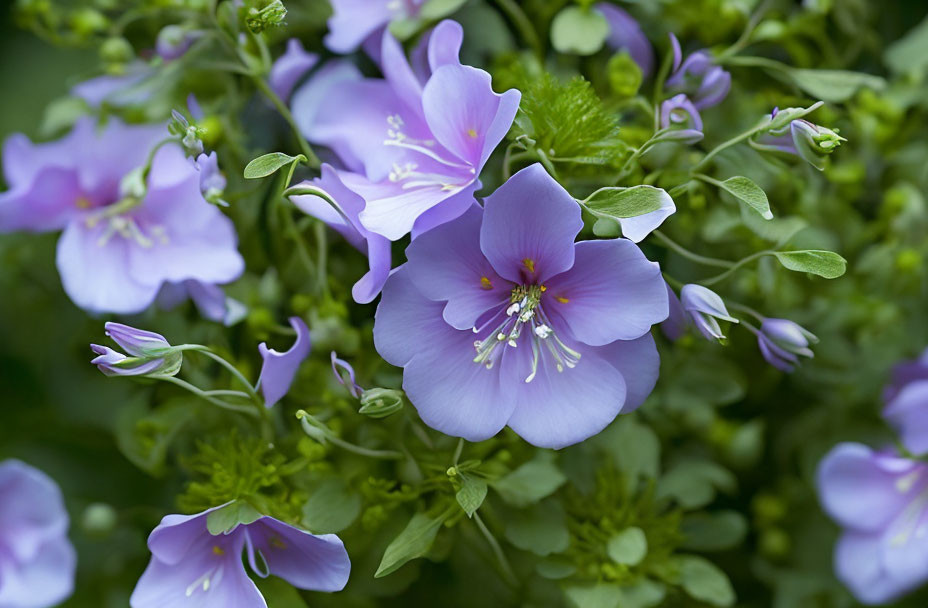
left=0, top=117, right=244, bottom=314
left=0, top=459, right=76, bottom=608
left=885, top=349, right=928, bottom=405
left=71, top=62, right=155, bottom=108
left=290, top=165, right=392, bottom=303
left=324, top=0, right=424, bottom=55
left=293, top=20, right=521, bottom=241
left=882, top=349, right=928, bottom=456
left=373, top=164, right=667, bottom=449
left=659, top=94, right=704, bottom=144
left=665, top=33, right=731, bottom=110
left=817, top=443, right=928, bottom=605
left=269, top=39, right=319, bottom=101
left=130, top=504, right=350, bottom=608
left=753, top=110, right=845, bottom=171
left=755, top=318, right=817, bottom=373
left=156, top=25, right=203, bottom=61
left=156, top=280, right=246, bottom=326
left=258, top=317, right=311, bottom=408
left=680, top=284, right=738, bottom=342
left=597, top=3, right=654, bottom=76
left=661, top=283, right=688, bottom=340
left=91, top=322, right=182, bottom=377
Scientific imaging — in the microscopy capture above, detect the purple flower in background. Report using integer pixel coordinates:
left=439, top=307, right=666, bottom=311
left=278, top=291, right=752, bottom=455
left=72, top=63, right=155, bottom=108
left=156, top=25, right=203, bottom=61
left=665, top=33, right=731, bottom=110
left=680, top=284, right=738, bottom=342
left=290, top=165, right=392, bottom=303
left=325, top=0, right=424, bottom=55
left=91, top=322, right=182, bottom=377
left=597, top=3, right=654, bottom=76
left=0, top=459, right=76, bottom=608
left=130, top=504, right=350, bottom=608
left=374, top=164, right=667, bottom=449
left=156, top=280, right=246, bottom=326
left=753, top=109, right=845, bottom=171
left=660, top=94, right=704, bottom=144
left=269, top=39, right=319, bottom=101
left=0, top=118, right=244, bottom=314
left=293, top=20, right=521, bottom=241
left=882, top=349, right=928, bottom=456
left=258, top=317, right=311, bottom=408
left=755, top=317, right=817, bottom=373
left=818, top=443, right=928, bottom=605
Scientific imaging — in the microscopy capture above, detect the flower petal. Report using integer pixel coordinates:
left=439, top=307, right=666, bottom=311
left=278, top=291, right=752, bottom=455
left=834, top=532, right=914, bottom=606
left=405, top=205, right=511, bottom=330
left=544, top=239, right=667, bottom=345
left=324, top=0, right=393, bottom=54
left=247, top=518, right=350, bottom=592
left=593, top=333, right=660, bottom=412
left=0, top=460, right=70, bottom=564
left=884, top=380, right=928, bottom=456
left=258, top=317, right=311, bottom=408
left=597, top=3, right=654, bottom=76
left=0, top=534, right=76, bottom=608
left=0, top=166, right=83, bottom=233
left=480, top=164, right=583, bottom=284
left=270, top=39, right=319, bottom=100
left=427, top=20, right=464, bottom=72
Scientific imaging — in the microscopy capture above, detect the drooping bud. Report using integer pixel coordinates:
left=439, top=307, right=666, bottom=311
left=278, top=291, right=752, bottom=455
left=358, top=388, right=405, bottom=419
left=753, top=108, right=845, bottom=171
left=680, top=284, right=738, bottom=342
left=665, top=33, right=731, bottom=110
left=90, top=322, right=182, bottom=377
left=659, top=94, right=703, bottom=144
left=756, top=318, right=817, bottom=372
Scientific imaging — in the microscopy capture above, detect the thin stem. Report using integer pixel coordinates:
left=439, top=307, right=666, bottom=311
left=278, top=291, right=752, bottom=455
left=691, top=118, right=768, bottom=171
left=161, top=376, right=260, bottom=418
left=196, top=349, right=260, bottom=402
left=718, top=0, right=774, bottom=60
left=652, top=230, right=735, bottom=269
left=281, top=204, right=318, bottom=282
left=727, top=300, right=766, bottom=323
left=492, top=0, right=543, bottom=60
left=252, top=77, right=320, bottom=167
left=202, top=389, right=254, bottom=399
left=452, top=438, right=465, bottom=467
left=314, top=221, right=330, bottom=298
left=699, top=250, right=775, bottom=286
left=297, top=412, right=404, bottom=460
left=474, top=512, right=518, bottom=587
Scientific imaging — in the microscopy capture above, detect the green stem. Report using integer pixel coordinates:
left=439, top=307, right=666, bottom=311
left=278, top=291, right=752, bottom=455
left=699, top=250, right=775, bottom=286
left=252, top=77, right=320, bottom=167
left=652, top=230, right=734, bottom=269
left=717, top=0, right=774, bottom=60
left=281, top=205, right=318, bottom=283
left=726, top=300, right=766, bottom=323
left=314, top=221, right=330, bottom=298
left=452, top=438, right=465, bottom=466
left=161, top=376, right=260, bottom=418
left=474, top=512, right=518, bottom=587
left=297, top=412, right=404, bottom=460
left=492, top=0, right=543, bottom=60
left=195, top=349, right=260, bottom=402
left=691, top=118, right=769, bottom=171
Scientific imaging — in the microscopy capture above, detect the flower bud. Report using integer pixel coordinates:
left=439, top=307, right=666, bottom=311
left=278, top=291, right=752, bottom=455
left=665, top=33, right=731, bottom=110
left=358, top=388, right=405, bottom=418
left=100, top=36, right=134, bottom=66
left=756, top=318, right=817, bottom=372
left=680, top=284, right=738, bottom=342
left=90, top=322, right=182, bottom=377
left=156, top=25, right=202, bottom=61
left=245, top=0, right=287, bottom=33
left=753, top=108, right=845, bottom=171
left=660, top=94, right=703, bottom=144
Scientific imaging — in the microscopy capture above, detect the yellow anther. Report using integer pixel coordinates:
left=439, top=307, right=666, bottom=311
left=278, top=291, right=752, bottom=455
left=540, top=285, right=547, bottom=292
left=467, top=128, right=478, bottom=138
left=522, top=258, right=536, bottom=273
left=480, top=276, right=493, bottom=290
left=75, top=197, right=92, bottom=209
left=212, top=545, right=225, bottom=556
left=556, top=296, right=570, bottom=304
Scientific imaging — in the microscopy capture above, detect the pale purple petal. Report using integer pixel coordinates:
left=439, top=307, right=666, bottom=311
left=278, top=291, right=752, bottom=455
left=616, top=189, right=677, bottom=243
left=757, top=334, right=798, bottom=372
left=380, top=28, right=425, bottom=114
left=324, top=0, right=394, bottom=54
left=105, top=322, right=171, bottom=356
left=409, top=184, right=478, bottom=239
left=835, top=532, right=918, bottom=606
left=597, top=3, right=654, bottom=76
left=884, top=380, right=928, bottom=456
left=661, top=283, right=687, bottom=340
left=331, top=352, right=363, bottom=398
left=357, top=179, right=469, bottom=241
left=405, top=205, right=511, bottom=330
left=885, top=349, right=928, bottom=404
left=543, top=239, right=667, bottom=345
left=593, top=333, right=660, bottom=412
left=480, top=164, right=583, bottom=283
left=427, top=20, right=464, bottom=72
left=247, top=518, right=350, bottom=591
left=71, top=63, right=154, bottom=108
left=270, top=39, right=319, bottom=100
left=0, top=166, right=83, bottom=233
left=258, top=317, right=311, bottom=408
left=0, top=533, right=76, bottom=608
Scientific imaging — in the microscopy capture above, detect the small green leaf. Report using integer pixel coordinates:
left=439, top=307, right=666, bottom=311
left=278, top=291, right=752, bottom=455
left=550, top=6, right=610, bottom=56
left=536, top=557, right=577, bottom=580
left=885, top=16, right=928, bottom=75
left=492, top=452, right=567, bottom=507
left=302, top=478, right=362, bottom=534
left=504, top=501, right=569, bottom=556
left=766, top=102, right=824, bottom=131
left=678, top=555, right=736, bottom=607
left=565, top=584, right=623, bottom=608
left=773, top=250, right=847, bottom=279
left=375, top=512, right=447, bottom=577
left=681, top=511, right=748, bottom=552
left=582, top=185, right=669, bottom=220
left=420, top=0, right=468, bottom=19
left=658, top=461, right=737, bottom=510
left=455, top=476, right=487, bottom=518
left=717, top=176, right=772, bottom=220
left=244, top=152, right=305, bottom=179
left=207, top=500, right=262, bottom=535
left=784, top=68, right=886, bottom=103
left=606, top=526, right=648, bottom=565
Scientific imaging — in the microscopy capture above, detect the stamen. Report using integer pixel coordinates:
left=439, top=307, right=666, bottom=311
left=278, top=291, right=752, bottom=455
left=522, top=258, right=536, bottom=273
left=480, top=276, right=493, bottom=290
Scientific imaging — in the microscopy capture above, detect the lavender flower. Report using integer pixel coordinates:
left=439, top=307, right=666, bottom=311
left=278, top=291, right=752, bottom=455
left=290, top=165, right=392, bottom=303
left=665, top=33, right=731, bottom=110
left=756, top=318, right=817, bottom=373
left=269, top=38, right=319, bottom=101
left=882, top=349, right=928, bottom=455
left=373, top=164, right=667, bottom=449
left=661, top=283, right=688, bottom=340
left=130, top=504, right=350, bottom=607
left=292, top=20, right=520, bottom=241
left=660, top=94, right=704, bottom=143
left=0, top=459, right=76, bottom=608
left=331, top=352, right=363, bottom=398
left=818, top=443, right=928, bottom=605
left=156, top=280, right=246, bottom=326
left=0, top=118, right=244, bottom=314
left=91, top=322, right=182, bottom=377
left=156, top=25, right=203, bottom=61
left=680, top=284, right=738, bottom=342
left=597, top=3, right=654, bottom=76
left=71, top=63, right=155, bottom=108
left=753, top=109, right=845, bottom=170
left=325, top=0, right=424, bottom=55
left=258, top=317, right=311, bottom=408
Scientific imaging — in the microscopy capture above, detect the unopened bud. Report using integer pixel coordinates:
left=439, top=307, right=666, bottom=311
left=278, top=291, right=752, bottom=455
left=359, top=388, right=405, bottom=418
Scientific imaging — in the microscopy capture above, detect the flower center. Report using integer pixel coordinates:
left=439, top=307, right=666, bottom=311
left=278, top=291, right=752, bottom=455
left=185, top=548, right=226, bottom=597
left=83, top=197, right=169, bottom=249
left=383, top=114, right=475, bottom=192
left=472, top=284, right=581, bottom=381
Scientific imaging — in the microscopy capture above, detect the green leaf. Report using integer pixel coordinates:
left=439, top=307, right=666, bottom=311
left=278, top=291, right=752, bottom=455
left=375, top=512, right=447, bottom=577
left=657, top=461, right=736, bottom=510
left=536, top=557, right=577, bottom=580
left=582, top=185, right=669, bottom=220
left=455, top=476, right=487, bottom=518
left=885, top=16, right=928, bottom=75
left=678, top=556, right=736, bottom=607
left=681, top=511, right=748, bottom=551
left=420, top=0, right=468, bottom=19
left=207, top=500, right=262, bottom=535
left=592, top=417, right=660, bottom=491
left=550, top=6, right=610, bottom=56
left=717, top=176, right=772, bottom=220
left=606, top=526, right=648, bottom=565
left=784, top=68, right=886, bottom=103
left=504, top=501, right=569, bottom=556
left=773, top=250, right=847, bottom=279
left=620, top=580, right=667, bottom=608
left=492, top=452, right=567, bottom=507
left=302, top=478, right=362, bottom=534
left=739, top=205, right=807, bottom=245
left=766, top=102, right=824, bottom=131
left=565, top=584, right=623, bottom=608
left=114, top=399, right=194, bottom=476
left=244, top=152, right=305, bottom=179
